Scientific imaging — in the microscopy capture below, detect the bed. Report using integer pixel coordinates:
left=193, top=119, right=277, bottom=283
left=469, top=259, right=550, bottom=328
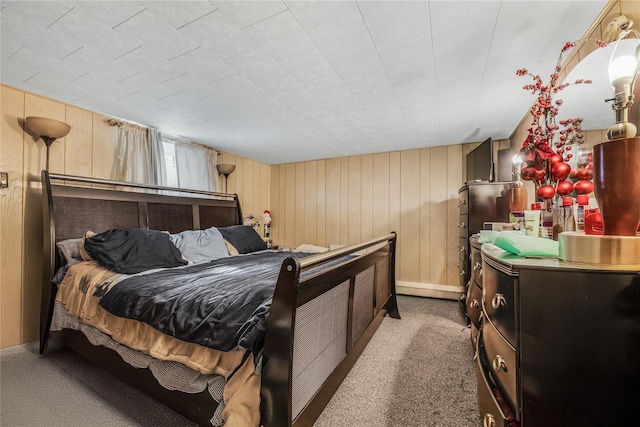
left=39, top=170, right=400, bottom=427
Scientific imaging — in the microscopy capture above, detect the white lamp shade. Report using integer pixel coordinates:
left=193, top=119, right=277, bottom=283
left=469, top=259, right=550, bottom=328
left=608, top=55, right=637, bottom=86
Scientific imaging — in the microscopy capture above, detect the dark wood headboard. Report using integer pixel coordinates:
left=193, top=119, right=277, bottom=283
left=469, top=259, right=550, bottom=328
left=42, top=171, right=243, bottom=277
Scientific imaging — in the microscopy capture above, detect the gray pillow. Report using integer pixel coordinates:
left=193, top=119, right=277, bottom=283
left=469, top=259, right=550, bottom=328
left=169, top=227, right=229, bottom=264
left=56, top=238, right=83, bottom=266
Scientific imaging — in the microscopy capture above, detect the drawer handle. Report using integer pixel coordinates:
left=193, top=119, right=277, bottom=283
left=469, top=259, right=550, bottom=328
left=492, top=355, right=507, bottom=372
left=478, top=311, right=483, bottom=323
left=460, top=222, right=467, bottom=229
left=491, top=293, right=506, bottom=309
left=474, top=262, right=483, bottom=277
left=460, top=199, right=467, bottom=206
left=469, top=299, right=479, bottom=309
left=483, top=413, right=496, bottom=427
left=460, top=270, right=466, bottom=277
left=460, top=246, right=466, bottom=254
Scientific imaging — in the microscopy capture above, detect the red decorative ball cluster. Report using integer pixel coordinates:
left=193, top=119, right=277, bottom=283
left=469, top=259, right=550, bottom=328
left=516, top=38, right=606, bottom=202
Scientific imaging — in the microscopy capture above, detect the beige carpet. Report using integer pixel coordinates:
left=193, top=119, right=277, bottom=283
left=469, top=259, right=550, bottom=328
left=0, top=296, right=478, bottom=427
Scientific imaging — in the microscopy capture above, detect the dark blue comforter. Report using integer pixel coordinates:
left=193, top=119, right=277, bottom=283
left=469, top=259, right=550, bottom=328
left=98, top=252, right=330, bottom=355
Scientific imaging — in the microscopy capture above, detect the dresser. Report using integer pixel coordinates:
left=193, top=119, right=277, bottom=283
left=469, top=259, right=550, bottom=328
left=458, top=182, right=509, bottom=318
left=475, top=243, right=640, bottom=427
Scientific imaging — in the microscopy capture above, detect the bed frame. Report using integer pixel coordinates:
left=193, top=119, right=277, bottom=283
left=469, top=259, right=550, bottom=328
left=40, top=170, right=400, bottom=427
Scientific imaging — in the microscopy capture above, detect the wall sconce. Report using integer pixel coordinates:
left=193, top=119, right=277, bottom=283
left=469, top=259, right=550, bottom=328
left=216, top=163, right=236, bottom=193
left=25, top=117, right=71, bottom=171
left=605, top=30, right=640, bottom=140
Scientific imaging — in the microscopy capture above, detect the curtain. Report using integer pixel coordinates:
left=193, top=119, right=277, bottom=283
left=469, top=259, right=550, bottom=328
left=175, top=140, right=219, bottom=192
left=112, top=123, right=165, bottom=185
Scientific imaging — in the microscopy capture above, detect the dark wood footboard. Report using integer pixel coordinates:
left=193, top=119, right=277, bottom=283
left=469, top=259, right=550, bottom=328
left=261, top=233, right=399, bottom=427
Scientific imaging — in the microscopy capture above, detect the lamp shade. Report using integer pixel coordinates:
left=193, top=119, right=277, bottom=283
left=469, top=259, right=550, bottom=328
left=25, top=117, right=71, bottom=141
left=216, top=164, right=236, bottom=176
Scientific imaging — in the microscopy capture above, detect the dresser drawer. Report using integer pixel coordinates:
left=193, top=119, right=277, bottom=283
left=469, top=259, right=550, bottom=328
left=458, top=189, right=468, bottom=215
left=482, top=262, right=516, bottom=346
left=475, top=334, right=508, bottom=427
left=471, top=246, right=483, bottom=286
left=467, top=281, right=483, bottom=328
left=459, top=237, right=469, bottom=262
left=459, top=213, right=469, bottom=238
left=483, top=318, right=518, bottom=416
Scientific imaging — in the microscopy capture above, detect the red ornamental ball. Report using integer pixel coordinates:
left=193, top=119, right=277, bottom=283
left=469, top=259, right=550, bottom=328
left=551, top=162, right=571, bottom=181
left=575, top=180, right=594, bottom=194
left=534, top=169, right=546, bottom=181
left=569, top=168, right=577, bottom=180
left=556, top=180, right=574, bottom=195
left=520, top=167, right=534, bottom=181
left=575, top=167, right=593, bottom=180
left=550, top=154, right=563, bottom=165
left=537, top=185, right=556, bottom=200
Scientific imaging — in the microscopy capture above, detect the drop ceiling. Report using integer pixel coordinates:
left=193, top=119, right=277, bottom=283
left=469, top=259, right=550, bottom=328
left=0, top=0, right=610, bottom=164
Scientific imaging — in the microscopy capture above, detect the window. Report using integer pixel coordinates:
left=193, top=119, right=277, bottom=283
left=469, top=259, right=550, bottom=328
left=161, top=136, right=219, bottom=193
left=163, top=140, right=178, bottom=188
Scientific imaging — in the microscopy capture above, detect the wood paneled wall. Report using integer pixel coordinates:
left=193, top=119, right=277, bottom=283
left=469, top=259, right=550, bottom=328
left=216, top=152, right=270, bottom=222
left=268, top=145, right=469, bottom=289
left=1, top=84, right=118, bottom=349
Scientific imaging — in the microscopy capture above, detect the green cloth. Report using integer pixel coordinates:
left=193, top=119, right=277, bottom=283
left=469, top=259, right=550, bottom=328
left=493, top=231, right=559, bottom=258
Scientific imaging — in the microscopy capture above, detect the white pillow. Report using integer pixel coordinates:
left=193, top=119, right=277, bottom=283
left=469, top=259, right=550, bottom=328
left=169, top=227, right=229, bottom=264
left=293, top=243, right=329, bottom=253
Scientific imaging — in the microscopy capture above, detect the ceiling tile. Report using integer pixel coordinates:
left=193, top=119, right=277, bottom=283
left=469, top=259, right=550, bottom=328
left=243, top=11, right=316, bottom=61
left=169, top=47, right=237, bottom=82
left=179, top=10, right=257, bottom=60
left=115, top=47, right=186, bottom=82
left=65, top=0, right=145, bottom=29
left=1, top=0, right=72, bottom=27
left=285, top=0, right=357, bottom=30
left=114, top=10, right=200, bottom=60
left=224, top=48, right=289, bottom=83
left=49, top=8, right=140, bottom=59
left=138, top=1, right=217, bottom=29
left=213, top=0, right=287, bottom=29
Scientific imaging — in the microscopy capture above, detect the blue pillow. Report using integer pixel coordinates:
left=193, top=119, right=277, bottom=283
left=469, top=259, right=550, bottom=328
left=169, top=227, right=229, bottom=264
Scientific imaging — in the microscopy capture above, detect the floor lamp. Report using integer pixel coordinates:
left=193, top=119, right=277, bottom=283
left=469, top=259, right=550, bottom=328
left=25, top=117, right=71, bottom=171
left=217, top=164, right=236, bottom=193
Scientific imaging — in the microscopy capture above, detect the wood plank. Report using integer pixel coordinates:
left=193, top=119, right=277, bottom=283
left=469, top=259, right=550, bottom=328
left=446, top=144, right=463, bottom=287
left=429, top=146, right=447, bottom=286
left=242, top=158, right=254, bottom=217
left=400, top=150, right=420, bottom=282
left=295, top=162, right=305, bottom=247
left=419, top=148, right=431, bottom=284
left=347, top=156, right=361, bottom=245
left=278, top=165, right=286, bottom=247
left=92, top=114, right=117, bottom=181
left=389, top=152, right=401, bottom=270
left=65, top=106, right=92, bottom=177
left=0, top=86, right=25, bottom=348
left=226, top=154, right=238, bottom=196
left=340, top=158, right=349, bottom=245
left=325, top=158, right=341, bottom=247
left=269, top=165, right=279, bottom=246
left=372, top=152, right=390, bottom=238
left=284, top=163, right=296, bottom=248
left=316, top=160, right=326, bottom=247
left=360, top=154, right=373, bottom=241
left=304, top=161, right=317, bottom=245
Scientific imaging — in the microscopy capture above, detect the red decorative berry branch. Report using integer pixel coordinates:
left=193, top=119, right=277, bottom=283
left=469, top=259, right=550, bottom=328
left=517, top=39, right=607, bottom=203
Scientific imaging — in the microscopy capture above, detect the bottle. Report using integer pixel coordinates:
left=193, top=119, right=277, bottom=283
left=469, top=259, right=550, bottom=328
left=562, top=197, right=575, bottom=233
left=576, top=195, right=589, bottom=231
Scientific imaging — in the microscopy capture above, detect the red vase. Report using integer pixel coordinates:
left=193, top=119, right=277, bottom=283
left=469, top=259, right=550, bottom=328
left=592, top=137, right=640, bottom=236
